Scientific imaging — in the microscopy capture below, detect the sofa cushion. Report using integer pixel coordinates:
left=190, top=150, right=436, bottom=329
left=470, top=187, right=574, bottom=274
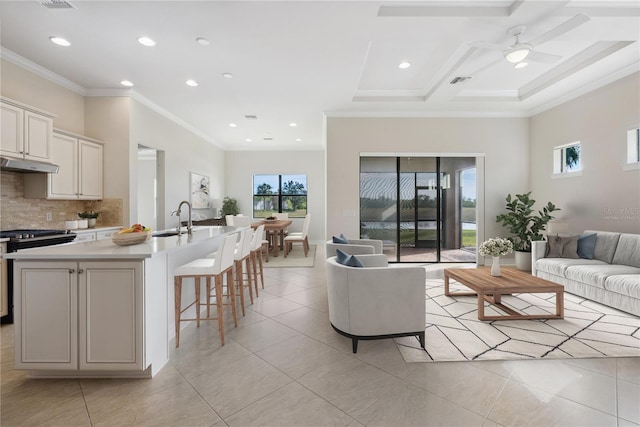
left=604, top=274, right=640, bottom=299
left=336, top=248, right=364, bottom=267
left=577, top=233, right=597, bottom=259
left=536, top=258, right=607, bottom=277
left=565, top=264, right=640, bottom=288
left=332, top=233, right=349, bottom=244
left=546, top=235, right=579, bottom=258
left=611, top=233, right=640, bottom=268
left=584, top=230, right=621, bottom=264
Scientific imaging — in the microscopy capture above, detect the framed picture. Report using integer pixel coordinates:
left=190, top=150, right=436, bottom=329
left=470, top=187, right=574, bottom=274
left=190, top=172, right=210, bottom=208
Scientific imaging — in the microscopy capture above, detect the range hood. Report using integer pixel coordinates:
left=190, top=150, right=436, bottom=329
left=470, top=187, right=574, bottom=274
left=0, top=157, right=59, bottom=173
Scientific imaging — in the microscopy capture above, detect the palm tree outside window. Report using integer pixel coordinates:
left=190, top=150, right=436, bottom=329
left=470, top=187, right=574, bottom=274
left=253, top=174, right=308, bottom=218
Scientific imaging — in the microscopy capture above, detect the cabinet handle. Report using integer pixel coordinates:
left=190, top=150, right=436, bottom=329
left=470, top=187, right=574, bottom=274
left=78, top=269, right=84, bottom=274
left=69, top=269, right=75, bottom=274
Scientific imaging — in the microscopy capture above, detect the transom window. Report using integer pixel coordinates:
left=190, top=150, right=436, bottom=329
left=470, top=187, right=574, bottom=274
left=253, top=174, right=308, bottom=218
left=553, top=142, right=581, bottom=174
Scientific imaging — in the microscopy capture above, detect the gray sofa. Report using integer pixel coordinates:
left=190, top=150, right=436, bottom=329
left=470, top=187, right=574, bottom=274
left=532, top=230, right=640, bottom=316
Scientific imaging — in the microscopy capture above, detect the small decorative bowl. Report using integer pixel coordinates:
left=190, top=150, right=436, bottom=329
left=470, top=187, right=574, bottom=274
left=112, top=231, right=152, bottom=246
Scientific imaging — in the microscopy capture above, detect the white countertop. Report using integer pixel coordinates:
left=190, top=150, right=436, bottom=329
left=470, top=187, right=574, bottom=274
left=72, top=226, right=122, bottom=234
left=6, top=226, right=239, bottom=260
left=0, top=238, right=9, bottom=243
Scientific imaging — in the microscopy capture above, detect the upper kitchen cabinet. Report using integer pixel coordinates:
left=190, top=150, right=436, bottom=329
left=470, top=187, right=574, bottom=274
left=24, top=130, right=104, bottom=200
left=0, top=98, right=54, bottom=162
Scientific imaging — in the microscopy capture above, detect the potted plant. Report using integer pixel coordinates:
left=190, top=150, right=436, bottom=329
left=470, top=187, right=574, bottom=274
left=496, top=192, right=560, bottom=271
left=220, top=197, right=239, bottom=217
left=78, top=211, right=100, bottom=228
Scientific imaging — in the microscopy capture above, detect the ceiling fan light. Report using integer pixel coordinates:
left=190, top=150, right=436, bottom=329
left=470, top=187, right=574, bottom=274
left=504, top=45, right=531, bottom=63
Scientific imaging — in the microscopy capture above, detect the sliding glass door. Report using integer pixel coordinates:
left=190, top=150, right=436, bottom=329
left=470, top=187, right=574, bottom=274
left=360, top=156, right=476, bottom=263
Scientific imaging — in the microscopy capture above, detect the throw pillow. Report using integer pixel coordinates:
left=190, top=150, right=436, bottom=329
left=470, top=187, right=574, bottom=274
left=577, top=233, right=597, bottom=259
left=332, top=233, right=349, bottom=244
left=335, top=249, right=364, bottom=267
left=546, top=235, right=580, bottom=258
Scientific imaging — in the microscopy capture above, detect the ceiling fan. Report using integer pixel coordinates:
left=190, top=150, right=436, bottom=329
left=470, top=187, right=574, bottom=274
left=471, top=14, right=590, bottom=67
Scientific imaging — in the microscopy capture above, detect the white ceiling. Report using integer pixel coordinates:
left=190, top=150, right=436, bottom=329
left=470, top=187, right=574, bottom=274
left=1, top=1, right=638, bottom=151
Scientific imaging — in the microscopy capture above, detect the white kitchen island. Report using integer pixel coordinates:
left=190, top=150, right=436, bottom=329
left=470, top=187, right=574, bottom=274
left=6, top=226, right=240, bottom=378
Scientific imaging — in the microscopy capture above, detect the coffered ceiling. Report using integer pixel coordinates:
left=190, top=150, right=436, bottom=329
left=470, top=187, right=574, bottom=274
left=1, top=1, right=638, bottom=150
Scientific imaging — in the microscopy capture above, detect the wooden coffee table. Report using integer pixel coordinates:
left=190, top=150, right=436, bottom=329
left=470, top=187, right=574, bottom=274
left=444, top=267, right=564, bottom=321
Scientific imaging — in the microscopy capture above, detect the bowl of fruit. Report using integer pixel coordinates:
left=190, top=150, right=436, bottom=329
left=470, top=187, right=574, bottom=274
left=265, top=216, right=278, bottom=222
left=112, top=224, right=152, bottom=246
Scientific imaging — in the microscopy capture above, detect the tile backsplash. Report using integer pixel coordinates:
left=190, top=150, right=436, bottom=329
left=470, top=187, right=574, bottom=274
left=0, top=171, right=122, bottom=230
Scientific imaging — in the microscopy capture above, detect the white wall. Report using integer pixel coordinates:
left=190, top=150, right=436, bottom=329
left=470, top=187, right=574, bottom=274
left=530, top=72, right=640, bottom=235
left=129, top=101, right=225, bottom=230
left=326, top=117, right=530, bottom=247
left=1, top=59, right=85, bottom=134
left=224, top=150, right=325, bottom=242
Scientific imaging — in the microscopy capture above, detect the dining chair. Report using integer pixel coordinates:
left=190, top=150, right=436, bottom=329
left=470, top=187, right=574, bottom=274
left=233, top=215, right=251, bottom=228
left=173, top=234, right=237, bottom=348
left=284, top=213, right=311, bottom=257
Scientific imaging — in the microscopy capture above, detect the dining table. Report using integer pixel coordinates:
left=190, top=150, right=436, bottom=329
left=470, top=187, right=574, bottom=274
left=251, top=219, right=292, bottom=257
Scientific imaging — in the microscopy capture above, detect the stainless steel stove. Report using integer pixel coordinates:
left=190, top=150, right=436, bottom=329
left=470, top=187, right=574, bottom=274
left=1, top=229, right=77, bottom=324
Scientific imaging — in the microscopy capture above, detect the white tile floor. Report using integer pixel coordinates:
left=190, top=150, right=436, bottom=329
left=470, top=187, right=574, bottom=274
left=1, top=247, right=639, bottom=426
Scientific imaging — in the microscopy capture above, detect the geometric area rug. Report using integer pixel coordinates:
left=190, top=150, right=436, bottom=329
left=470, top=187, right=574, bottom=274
left=395, top=278, right=640, bottom=362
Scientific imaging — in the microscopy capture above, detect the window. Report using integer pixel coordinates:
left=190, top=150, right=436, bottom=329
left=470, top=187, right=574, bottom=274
left=253, top=174, right=307, bottom=218
left=627, top=127, right=640, bottom=164
left=553, top=142, right=581, bottom=174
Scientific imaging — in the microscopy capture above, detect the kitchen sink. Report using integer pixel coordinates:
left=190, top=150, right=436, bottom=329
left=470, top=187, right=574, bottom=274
left=152, top=231, right=181, bottom=237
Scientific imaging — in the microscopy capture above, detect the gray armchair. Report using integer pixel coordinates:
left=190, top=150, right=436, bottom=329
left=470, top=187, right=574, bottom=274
left=326, top=254, right=426, bottom=353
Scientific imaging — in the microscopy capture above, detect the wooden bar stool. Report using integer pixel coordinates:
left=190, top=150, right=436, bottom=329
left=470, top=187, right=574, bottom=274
left=174, top=234, right=237, bottom=348
left=250, top=224, right=266, bottom=293
left=234, top=229, right=254, bottom=316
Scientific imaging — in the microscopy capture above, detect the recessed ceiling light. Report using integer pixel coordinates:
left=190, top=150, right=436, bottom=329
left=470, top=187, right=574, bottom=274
left=229, top=123, right=237, bottom=128
left=185, top=79, right=198, bottom=87
left=138, top=36, right=156, bottom=47
left=295, top=138, right=302, bottom=142
left=245, top=138, right=252, bottom=142
left=120, top=80, right=134, bottom=87
left=196, top=37, right=210, bottom=46
left=49, top=36, right=70, bottom=47
left=289, top=122, right=297, bottom=127
left=222, top=73, right=233, bottom=79
left=398, top=61, right=411, bottom=69
left=514, top=61, right=528, bottom=69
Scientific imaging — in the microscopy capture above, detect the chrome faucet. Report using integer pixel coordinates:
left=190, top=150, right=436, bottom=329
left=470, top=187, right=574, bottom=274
left=171, top=200, right=193, bottom=235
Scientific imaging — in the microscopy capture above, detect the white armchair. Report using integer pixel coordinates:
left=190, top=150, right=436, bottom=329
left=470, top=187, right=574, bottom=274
left=325, top=238, right=383, bottom=258
left=326, top=254, right=426, bottom=353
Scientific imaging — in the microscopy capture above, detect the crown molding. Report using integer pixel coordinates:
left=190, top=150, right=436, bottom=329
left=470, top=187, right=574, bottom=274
left=1, top=47, right=86, bottom=95
left=324, top=110, right=529, bottom=118
left=2, top=49, right=224, bottom=149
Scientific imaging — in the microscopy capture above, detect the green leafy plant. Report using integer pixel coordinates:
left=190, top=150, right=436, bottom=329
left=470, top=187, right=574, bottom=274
left=78, top=211, right=99, bottom=219
left=220, top=197, right=239, bottom=216
left=496, top=192, right=560, bottom=252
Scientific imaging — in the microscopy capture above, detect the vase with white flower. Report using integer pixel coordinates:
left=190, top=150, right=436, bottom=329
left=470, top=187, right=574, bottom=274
left=479, top=237, right=514, bottom=277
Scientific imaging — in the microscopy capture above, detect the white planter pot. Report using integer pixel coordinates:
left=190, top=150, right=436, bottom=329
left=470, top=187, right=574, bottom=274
left=515, top=250, right=532, bottom=271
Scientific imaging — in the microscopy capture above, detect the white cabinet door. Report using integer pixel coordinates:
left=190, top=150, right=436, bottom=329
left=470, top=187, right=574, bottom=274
left=14, top=262, right=78, bottom=370
left=0, top=102, right=24, bottom=157
left=79, top=140, right=103, bottom=199
left=79, top=261, right=144, bottom=370
left=49, top=133, right=78, bottom=199
left=24, top=111, right=52, bottom=161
